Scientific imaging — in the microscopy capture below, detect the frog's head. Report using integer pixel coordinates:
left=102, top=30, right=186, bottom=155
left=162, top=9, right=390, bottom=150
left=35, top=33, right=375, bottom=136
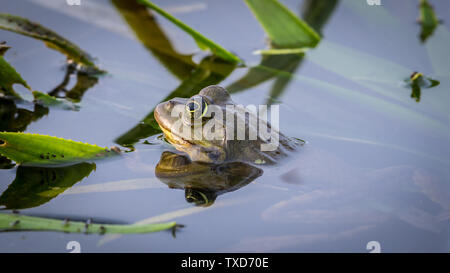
left=154, top=85, right=232, bottom=163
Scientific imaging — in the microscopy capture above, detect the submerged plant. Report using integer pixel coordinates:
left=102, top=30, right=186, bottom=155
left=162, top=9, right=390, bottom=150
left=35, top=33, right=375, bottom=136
left=0, top=213, right=179, bottom=235
left=0, top=13, right=100, bottom=70
left=137, top=0, right=242, bottom=63
left=404, top=71, right=440, bottom=102
left=0, top=43, right=30, bottom=98
left=418, top=0, right=441, bottom=43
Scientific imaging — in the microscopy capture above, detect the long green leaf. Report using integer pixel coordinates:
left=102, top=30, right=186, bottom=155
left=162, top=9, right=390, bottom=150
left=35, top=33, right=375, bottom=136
left=418, top=0, right=441, bottom=43
left=0, top=13, right=97, bottom=69
left=32, top=91, right=80, bottom=111
left=244, top=0, right=320, bottom=48
left=0, top=132, right=119, bottom=166
left=0, top=213, right=177, bottom=235
left=0, top=46, right=30, bottom=98
left=137, top=0, right=241, bottom=63
left=112, top=0, right=196, bottom=80
left=227, top=0, right=335, bottom=104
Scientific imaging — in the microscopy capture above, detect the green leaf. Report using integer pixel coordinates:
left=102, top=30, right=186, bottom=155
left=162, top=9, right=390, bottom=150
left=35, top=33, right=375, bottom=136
left=0, top=13, right=97, bottom=68
left=136, top=0, right=241, bottom=63
left=301, top=0, right=339, bottom=35
left=0, top=132, right=119, bottom=166
left=418, top=0, right=441, bottom=43
left=32, top=91, right=80, bottom=111
left=0, top=213, right=177, bottom=235
left=253, top=48, right=308, bottom=55
left=404, top=72, right=440, bottom=102
left=0, top=163, right=96, bottom=209
left=0, top=47, right=30, bottom=98
left=227, top=0, right=335, bottom=104
left=112, top=0, right=197, bottom=80
left=244, top=0, right=320, bottom=48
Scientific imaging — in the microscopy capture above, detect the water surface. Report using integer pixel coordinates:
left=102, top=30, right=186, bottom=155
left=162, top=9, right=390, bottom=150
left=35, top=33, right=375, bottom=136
left=0, top=0, right=449, bottom=252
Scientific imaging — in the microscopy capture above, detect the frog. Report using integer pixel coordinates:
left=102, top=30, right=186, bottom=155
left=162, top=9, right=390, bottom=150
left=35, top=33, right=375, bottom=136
left=154, top=85, right=300, bottom=164
left=155, top=151, right=262, bottom=206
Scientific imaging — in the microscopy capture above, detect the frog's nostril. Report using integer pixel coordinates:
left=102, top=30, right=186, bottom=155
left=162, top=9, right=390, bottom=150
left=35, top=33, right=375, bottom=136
left=166, top=100, right=175, bottom=109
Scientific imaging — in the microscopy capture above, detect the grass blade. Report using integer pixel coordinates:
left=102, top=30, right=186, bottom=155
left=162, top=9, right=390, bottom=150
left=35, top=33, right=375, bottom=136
left=137, top=0, right=241, bottom=63
left=0, top=13, right=99, bottom=69
left=0, top=213, right=176, bottom=235
left=244, top=0, right=320, bottom=48
left=112, top=0, right=196, bottom=80
left=32, top=91, right=79, bottom=111
left=0, top=45, right=30, bottom=98
left=418, top=0, right=441, bottom=43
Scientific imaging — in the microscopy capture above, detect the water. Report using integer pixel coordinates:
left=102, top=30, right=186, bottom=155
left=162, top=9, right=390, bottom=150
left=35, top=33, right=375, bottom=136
left=0, top=0, right=449, bottom=252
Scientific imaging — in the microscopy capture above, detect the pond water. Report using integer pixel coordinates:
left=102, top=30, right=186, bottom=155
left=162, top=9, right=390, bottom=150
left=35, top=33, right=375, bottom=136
left=0, top=0, right=449, bottom=252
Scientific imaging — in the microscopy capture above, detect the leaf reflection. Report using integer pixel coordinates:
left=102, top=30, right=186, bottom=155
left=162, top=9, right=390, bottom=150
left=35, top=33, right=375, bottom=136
left=0, top=162, right=96, bottom=209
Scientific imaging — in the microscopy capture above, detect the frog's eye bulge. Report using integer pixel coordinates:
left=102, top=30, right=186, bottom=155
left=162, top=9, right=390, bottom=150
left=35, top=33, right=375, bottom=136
left=185, top=96, right=208, bottom=119
left=186, top=100, right=201, bottom=112
left=185, top=189, right=215, bottom=207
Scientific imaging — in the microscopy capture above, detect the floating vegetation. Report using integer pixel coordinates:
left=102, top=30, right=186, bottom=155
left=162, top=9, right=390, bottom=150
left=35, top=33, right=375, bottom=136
left=32, top=91, right=80, bottom=111
left=0, top=213, right=179, bottom=235
left=418, top=0, right=441, bottom=43
left=0, top=43, right=30, bottom=98
left=244, top=0, right=320, bottom=49
left=137, top=0, right=242, bottom=63
left=0, top=132, right=120, bottom=166
left=0, top=13, right=100, bottom=70
left=404, top=71, right=440, bottom=102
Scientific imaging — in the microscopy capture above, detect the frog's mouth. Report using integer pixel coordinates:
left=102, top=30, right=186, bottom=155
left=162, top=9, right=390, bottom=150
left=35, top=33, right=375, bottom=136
left=154, top=100, right=193, bottom=149
left=158, top=122, right=192, bottom=149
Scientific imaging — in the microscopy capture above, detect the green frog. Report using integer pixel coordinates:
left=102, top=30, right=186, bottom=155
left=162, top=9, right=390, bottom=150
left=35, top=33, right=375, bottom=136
left=154, top=85, right=300, bottom=164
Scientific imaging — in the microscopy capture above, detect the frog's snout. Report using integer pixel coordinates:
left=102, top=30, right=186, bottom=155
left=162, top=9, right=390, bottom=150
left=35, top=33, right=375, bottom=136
left=167, top=100, right=176, bottom=108
left=164, top=100, right=176, bottom=111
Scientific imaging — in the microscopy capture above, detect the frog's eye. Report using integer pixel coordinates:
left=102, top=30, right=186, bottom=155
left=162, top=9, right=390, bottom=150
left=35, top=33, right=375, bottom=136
left=185, top=190, right=209, bottom=205
left=185, top=97, right=208, bottom=119
left=185, top=189, right=215, bottom=207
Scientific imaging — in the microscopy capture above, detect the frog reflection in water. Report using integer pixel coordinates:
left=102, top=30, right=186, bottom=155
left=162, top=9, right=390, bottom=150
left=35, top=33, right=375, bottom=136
left=155, top=151, right=262, bottom=206
left=154, top=85, right=300, bottom=164
left=153, top=85, right=299, bottom=205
